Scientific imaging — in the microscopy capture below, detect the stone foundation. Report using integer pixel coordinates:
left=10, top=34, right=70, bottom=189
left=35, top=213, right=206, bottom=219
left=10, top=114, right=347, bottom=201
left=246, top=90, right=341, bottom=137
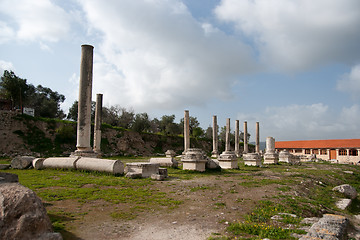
left=181, top=148, right=207, bottom=172
left=243, top=153, right=262, bottom=166
left=279, top=150, right=292, bottom=163
left=263, top=153, right=279, bottom=164
left=125, top=162, right=160, bottom=178
left=218, top=151, right=238, bottom=169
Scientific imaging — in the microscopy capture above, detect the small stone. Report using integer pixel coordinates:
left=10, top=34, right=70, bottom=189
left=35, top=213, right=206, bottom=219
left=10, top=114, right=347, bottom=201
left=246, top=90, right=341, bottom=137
left=0, top=164, right=10, bottom=170
left=333, top=184, right=357, bottom=199
left=11, top=156, right=35, bottom=169
left=335, top=198, right=352, bottom=210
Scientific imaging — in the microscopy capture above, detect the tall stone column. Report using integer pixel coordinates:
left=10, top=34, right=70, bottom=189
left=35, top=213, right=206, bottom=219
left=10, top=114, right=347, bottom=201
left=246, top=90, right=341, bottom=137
left=211, top=115, right=219, bottom=157
left=235, top=120, right=240, bottom=157
left=225, top=118, right=230, bottom=152
left=255, top=122, right=260, bottom=153
left=264, top=136, right=279, bottom=164
left=93, top=93, right=103, bottom=153
left=243, top=121, right=248, bottom=154
left=75, top=44, right=94, bottom=154
left=184, top=110, right=190, bottom=153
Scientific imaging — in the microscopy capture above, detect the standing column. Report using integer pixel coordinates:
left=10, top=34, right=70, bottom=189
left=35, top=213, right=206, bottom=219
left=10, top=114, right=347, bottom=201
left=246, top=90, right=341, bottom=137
left=243, top=121, right=248, bottom=154
left=225, top=118, right=230, bottom=152
left=184, top=110, right=190, bottom=153
left=235, top=120, right=240, bottom=157
left=211, top=115, right=219, bottom=157
left=255, top=122, right=260, bottom=153
left=93, top=93, right=103, bottom=153
left=76, top=44, right=94, bottom=153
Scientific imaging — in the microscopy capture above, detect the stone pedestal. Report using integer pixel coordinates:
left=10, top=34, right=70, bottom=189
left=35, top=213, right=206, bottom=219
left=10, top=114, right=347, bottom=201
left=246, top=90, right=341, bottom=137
left=165, top=150, right=176, bottom=158
left=181, top=148, right=208, bottom=172
left=263, top=136, right=279, bottom=164
left=243, top=153, right=262, bottom=166
left=279, top=150, right=292, bottom=163
left=125, top=162, right=160, bottom=178
left=218, top=151, right=238, bottom=169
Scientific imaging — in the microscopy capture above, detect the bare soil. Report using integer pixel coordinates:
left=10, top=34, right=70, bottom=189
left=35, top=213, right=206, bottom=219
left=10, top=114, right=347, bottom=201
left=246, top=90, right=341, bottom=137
left=46, top=174, right=280, bottom=240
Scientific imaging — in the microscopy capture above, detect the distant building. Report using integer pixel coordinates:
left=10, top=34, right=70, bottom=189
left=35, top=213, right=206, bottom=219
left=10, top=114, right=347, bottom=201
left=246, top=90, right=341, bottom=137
left=275, top=139, right=360, bottom=164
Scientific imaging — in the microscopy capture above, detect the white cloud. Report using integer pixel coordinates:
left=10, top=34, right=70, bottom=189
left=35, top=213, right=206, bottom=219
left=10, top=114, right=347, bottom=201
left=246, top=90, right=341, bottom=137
left=78, top=0, right=256, bottom=112
left=237, top=103, right=360, bottom=141
left=0, top=21, right=15, bottom=44
left=0, top=60, right=15, bottom=73
left=0, top=0, right=71, bottom=43
left=337, top=64, right=360, bottom=99
left=215, top=0, right=360, bottom=72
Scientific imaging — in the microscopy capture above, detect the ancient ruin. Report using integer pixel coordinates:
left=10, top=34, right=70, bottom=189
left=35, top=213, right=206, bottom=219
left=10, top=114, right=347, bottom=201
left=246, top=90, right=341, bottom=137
left=93, top=93, right=103, bottom=154
left=218, top=118, right=238, bottom=169
left=149, top=150, right=178, bottom=167
left=181, top=148, right=208, bottom=171
left=243, top=121, right=248, bottom=154
left=211, top=115, right=219, bottom=158
left=255, top=122, right=260, bottom=153
left=263, top=137, right=279, bottom=164
left=183, top=110, right=190, bottom=153
left=74, top=44, right=96, bottom=157
left=235, top=120, right=240, bottom=157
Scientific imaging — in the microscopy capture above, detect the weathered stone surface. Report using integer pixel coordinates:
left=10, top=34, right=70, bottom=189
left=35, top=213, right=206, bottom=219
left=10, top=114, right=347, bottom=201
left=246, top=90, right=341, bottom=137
left=76, top=157, right=124, bottom=175
left=43, top=157, right=80, bottom=170
left=300, top=214, right=348, bottom=240
left=0, top=183, right=62, bottom=240
left=0, top=172, right=19, bottom=183
left=181, top=148, right=208, bottom=172
left=243, top=153, right=261, bottom=166
left=32, top=158, right=45, bottom=170
left=125, top=172, right=142, bottom=179
left=0, top=164, right=10, bottom=170
left=206, top=158, right=220, bottom=169
left=11, top=156, right=35, bottom=169
left=335, top=198, right=352, bottom=210
left=158, top=168, right=168, bottom=178
left=333, top=184, right=357, bottom=199
left=125, top=162, right=160, bottom=178
left=149, top=157, right=178, bottom=168
left=165, top=150, right=176, bottom=158
left=218, top=151, right=238, bottom=169
left=151, top=174, right=165, bottom=181
left=279, top=150, right=292, bottom=163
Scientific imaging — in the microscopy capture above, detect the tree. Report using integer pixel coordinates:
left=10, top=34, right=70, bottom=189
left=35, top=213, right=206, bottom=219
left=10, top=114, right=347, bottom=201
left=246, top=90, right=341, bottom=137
left=67, top=100, right=95, bottom=122
left=132, top=113, right=151, bottom=133
left=180, top=116, right=202, bottom=137
left=159, top=115, right=181, bottom=135
left=0, top=70, right=29, bottom=109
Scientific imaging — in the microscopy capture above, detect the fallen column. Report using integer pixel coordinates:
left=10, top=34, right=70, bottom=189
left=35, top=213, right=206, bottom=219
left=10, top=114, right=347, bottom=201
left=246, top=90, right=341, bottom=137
left=42, top=157, right=80, bottom=170
left=76, top=157, right=124, bottom=175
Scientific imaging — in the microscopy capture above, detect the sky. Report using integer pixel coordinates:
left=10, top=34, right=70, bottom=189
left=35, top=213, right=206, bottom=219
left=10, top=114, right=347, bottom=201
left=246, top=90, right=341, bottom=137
left=0, top=0, right=359, bottom=142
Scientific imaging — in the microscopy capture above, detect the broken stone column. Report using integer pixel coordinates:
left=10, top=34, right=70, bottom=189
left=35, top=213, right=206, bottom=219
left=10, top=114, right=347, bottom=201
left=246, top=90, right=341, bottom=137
left=75, top=44, right=95, bottom=156
left=183, top=110, right=190, bottom=153
left=211, top=115, right=219, bottom=158
left=235, top=120, right=240, bottom=157
left=255, top=122, right=260, bottom=153
left=263, top=136, right=279, bottom=164
left=218, top=118, right=238, bottom=169
left=93, top=93, right=103, bottom=154
left=76, top=157, right=124, bottom=175
left=149, top=150, right=178, bottom=168
left=279, top=149, right=292, bottom=163
left=181, top=148, right=208, bottom=172
left=243, top=121, right=248, bottom=154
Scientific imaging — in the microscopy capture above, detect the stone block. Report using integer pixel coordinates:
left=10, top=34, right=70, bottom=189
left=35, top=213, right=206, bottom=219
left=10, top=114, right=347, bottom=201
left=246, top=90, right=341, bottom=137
left=243, top=153, right=262, bottom=166
left=151, top=174, right=165, bottom=181
left=263, top=153, right=279, bottom=164
left=218, top=151, right=238, bottom=169
left=158, top=168, right=168, bottom=178
left=149, top=157, right=178, bottom=168
left=76, top=157, right=124, bottom=175
left=165, top=150, right=176, bottom=158
left=125, top=162, right=160, bottom=178
left=206, top=158, right=220, bottom=169
left=279, top=150, right=292, bottom=163
left=125, top=172, right=142, bottom=179
left=0, top=172, right=19, bottom=183
left=32, top=158, right=45, bottom=170
left=11, top=156, right=35, bottom=169
left=335, top=198, right=352, bottom=210
left=0, top=164, right=10, bottom=170
left=333, top=184, right=358, bottom=199
left=42, top=157, right=80, bottom=170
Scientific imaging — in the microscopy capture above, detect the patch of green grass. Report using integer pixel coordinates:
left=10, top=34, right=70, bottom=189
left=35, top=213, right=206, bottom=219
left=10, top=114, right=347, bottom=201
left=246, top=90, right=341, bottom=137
left=277, top=186, right=291, bottom=192
left=110, top=211, right=137, bottom=220
left=190, top=185, right=212, bottom=192
left=238, top=178, right=288, bottom=188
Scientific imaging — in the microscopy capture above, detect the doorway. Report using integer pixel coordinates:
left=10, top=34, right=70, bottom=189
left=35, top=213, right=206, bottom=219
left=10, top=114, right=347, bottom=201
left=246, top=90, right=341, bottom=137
left=329, top=149, right=337, bottom=160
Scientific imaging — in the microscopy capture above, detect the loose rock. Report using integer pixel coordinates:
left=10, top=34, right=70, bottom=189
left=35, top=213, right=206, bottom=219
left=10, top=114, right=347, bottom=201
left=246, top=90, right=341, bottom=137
left=333, top=184, right=357, bottom=199
left=11, top=156, right=35, bottom=169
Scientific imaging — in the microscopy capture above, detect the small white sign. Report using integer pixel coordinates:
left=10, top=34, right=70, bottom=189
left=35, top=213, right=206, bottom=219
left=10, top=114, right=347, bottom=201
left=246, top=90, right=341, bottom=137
left=23, top=107, right=35, bottom=117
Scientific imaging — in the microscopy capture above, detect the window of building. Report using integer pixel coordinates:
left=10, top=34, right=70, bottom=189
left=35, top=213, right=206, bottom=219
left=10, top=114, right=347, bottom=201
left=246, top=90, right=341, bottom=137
left=312, top=149, right=319, bottom=154
left=320, top=149, right=327, bottom=155
left=294, top=149, right=302, bottom=153
left=349, top=149, right=358, bottom=156
left=305, top=149, right=310, bottom=154
left=339, top=149, right=347, bottom=156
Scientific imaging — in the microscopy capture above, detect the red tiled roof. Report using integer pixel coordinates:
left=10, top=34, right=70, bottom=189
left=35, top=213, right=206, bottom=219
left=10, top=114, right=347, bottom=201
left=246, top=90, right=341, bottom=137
left=275, top=139, right=360, bottom=149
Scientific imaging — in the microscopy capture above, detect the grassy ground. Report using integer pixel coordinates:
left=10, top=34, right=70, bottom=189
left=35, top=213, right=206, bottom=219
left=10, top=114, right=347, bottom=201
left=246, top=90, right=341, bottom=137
left=1, top=157, right=360, bottom=239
